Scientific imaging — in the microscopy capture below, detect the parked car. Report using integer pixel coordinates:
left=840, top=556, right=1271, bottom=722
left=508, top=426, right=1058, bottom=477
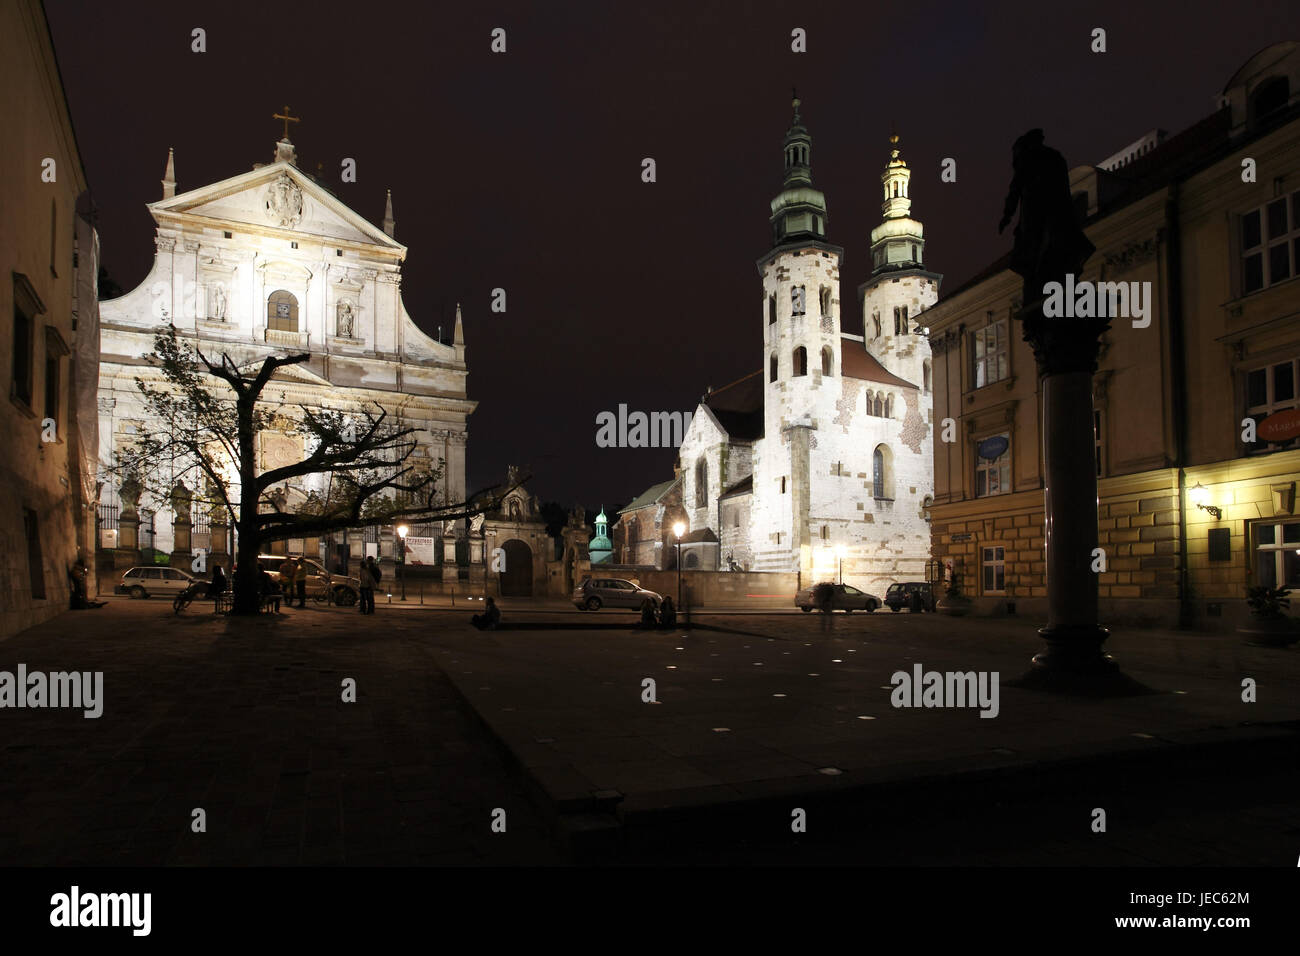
left=117, top=565, right=197, bottom=599
left=572, top=576, right=663, bottom=611
left=256, top=555, right=360, bottom=606
left=883, top=582, right=937, bottom=612
left=794, top=582, right=880, bottom=613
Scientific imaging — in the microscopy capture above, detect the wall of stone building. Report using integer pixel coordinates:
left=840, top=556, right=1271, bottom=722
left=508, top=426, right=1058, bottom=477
left=927, top=463, right=1300, bottom=630
left=861, top=273, right=938, bottom=386
left=678, top=411, right=730, bottom=534
left=597, top=567, right=800, bottom=608
left=1, top=0, right=91, bottom=638
left=719, top=494, right=753, bottom=569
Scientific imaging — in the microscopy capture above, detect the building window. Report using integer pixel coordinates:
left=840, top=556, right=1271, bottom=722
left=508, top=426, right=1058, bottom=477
left=1245, top=357, right=1299, bottom=451
left=24, top=508, right=45, bottom=600
left=336, top=249, right=343, bottom=257
left=695, top=458, right=708, bottom=508
left=923, top=360, right=931, bottom=394
left=793, top=347, right=808, bottom=377
left=223, top=231, right=233, bottom=239
left=1255, top=520, right=1300, bottom=588
left=872, top=310, right=881, bottom=337
left=11, top=273, right=44, bottom=408
left=267, top=290, right=299, bottom=332
left=791, top=285, right=806, bottom=317
left=972, top=319, right=1009, bottom=388
left=768, top=294, right=777, bottom=324
left=819, top=286, right=831, bottom=316
left=1248, top=76, right=1290, bottom=130
left=911, top=243, right=918, bottom=262
left=813, top=215, right=821, bottom=234
left=821, top=346, right=833, bottom=376
left=893, top=306, right=909, bottom=335
left=1241, top=190, right=1298, bottom=295
left=780, top=476, right=787, bottom=494
left=820, top=524, right=828, bottom=540
left=872, top=444, right=894, bottom=499
left=770, top=353, right=778, bottom=382
left=975, top=432, right=1011, bottom=497
left=290, top=241, right=298, bottom=249
left=981, top=546, right=1006, bottom=594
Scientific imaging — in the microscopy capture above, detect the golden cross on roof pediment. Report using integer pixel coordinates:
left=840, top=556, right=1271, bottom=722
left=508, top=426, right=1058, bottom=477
left=273, top=105, right=300, bottom=141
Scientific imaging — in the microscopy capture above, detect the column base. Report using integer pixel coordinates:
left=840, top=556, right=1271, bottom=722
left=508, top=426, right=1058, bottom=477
left=1007, top=626, right=1155, bottom=697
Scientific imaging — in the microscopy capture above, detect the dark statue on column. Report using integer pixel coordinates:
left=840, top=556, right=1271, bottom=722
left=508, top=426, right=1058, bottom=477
left=1000, top=129, right=1137, bottom=693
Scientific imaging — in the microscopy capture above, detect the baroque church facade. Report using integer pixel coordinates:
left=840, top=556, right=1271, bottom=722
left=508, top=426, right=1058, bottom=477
left=672, top=98, right=940, bottom=595
left=97, top=130, right=474, bottom=575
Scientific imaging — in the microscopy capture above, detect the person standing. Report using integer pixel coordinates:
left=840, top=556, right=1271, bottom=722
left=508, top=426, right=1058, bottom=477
left=279, top=556, right=296, bottom=608
left=358, top=557, right=376, bottom=615
left=294, top=558, right=308, bottom=608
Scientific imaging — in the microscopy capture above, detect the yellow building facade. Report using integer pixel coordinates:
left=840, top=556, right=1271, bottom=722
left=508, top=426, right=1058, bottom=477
left=926, top=43, right=1300, bottom=629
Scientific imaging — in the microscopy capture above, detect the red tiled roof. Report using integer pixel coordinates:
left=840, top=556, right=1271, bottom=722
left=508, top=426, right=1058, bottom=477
left=839, top=338, right=918, bottom=389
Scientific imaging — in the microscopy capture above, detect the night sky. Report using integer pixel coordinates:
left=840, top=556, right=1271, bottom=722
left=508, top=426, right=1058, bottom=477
left=46, top=0, right=1300, bottom=509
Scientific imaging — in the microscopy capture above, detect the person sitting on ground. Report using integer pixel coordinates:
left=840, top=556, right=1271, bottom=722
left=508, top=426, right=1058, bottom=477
left=471, top=596, right=501, bottom=631
left=257, top=568, right=282, bottom=613
left=209, top=564, right=227, bottom=601
left=639, top=596, right=658, bottom=627
left=658, top=595, right=676, bottom=628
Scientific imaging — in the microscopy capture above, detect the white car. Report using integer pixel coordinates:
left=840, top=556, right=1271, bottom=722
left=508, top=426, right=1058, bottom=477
left=117, top=566, right=197, bottom=599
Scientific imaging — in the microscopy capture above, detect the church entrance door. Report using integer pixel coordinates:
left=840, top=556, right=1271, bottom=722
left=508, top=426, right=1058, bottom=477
left=499, top=539, right=533, bottom=597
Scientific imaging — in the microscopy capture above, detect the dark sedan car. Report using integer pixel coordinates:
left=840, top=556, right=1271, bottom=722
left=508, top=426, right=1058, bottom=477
left=794, top=582, right=880, bottom=613
left=883, top=582, right=937, bottom=612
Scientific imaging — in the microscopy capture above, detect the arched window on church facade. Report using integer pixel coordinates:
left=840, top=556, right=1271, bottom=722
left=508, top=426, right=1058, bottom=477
left=874, top=395, right=884, bottom=417
left=873, top=444, right=894, bottom=499
left=821, top=346, right=833, bottom=376
left=268, top=290, right=299, bottom=332
left=695, top=458, right=708, bottom=508
left=792, top=347, right=807, bottom=377
left=885, top=395, right=893, bottom=418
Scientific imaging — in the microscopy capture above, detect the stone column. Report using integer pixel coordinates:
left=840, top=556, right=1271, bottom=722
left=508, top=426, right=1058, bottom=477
left=441, top=525, right=459, bottom=587
left=169, top=481, right=193, bottom=569
left=998, top=129, right=1125, bottom=689
left=210, top=511, right=230, bottom=570
left=116, top=474, right=142, bottom=568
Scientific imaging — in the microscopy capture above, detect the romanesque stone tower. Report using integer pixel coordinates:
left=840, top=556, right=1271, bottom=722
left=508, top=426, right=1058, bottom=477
left=751, top=96, right=846, bottom=568
left=859, top=136, right=941, bottom=394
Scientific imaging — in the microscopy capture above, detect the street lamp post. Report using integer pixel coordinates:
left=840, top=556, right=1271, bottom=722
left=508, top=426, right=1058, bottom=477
left=396, top=524, right=409, bottom=601
left=673, top=521, right=686, bottom=607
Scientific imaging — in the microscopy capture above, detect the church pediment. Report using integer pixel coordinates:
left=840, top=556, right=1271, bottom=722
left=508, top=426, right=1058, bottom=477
left=150, top=162, right=404, bottom=252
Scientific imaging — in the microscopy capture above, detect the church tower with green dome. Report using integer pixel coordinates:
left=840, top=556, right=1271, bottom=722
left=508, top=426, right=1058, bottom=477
left=589, top=507, right=613, bottom=565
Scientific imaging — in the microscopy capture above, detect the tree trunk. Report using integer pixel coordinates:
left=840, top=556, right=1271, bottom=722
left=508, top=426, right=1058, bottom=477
left=231, top=396, right=263, bottom=615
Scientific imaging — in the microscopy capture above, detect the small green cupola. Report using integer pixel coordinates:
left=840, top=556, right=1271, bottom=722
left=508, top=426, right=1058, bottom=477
left=589, top=507, right=613, bottom=564
left=769, top=92, right=829, bottom=247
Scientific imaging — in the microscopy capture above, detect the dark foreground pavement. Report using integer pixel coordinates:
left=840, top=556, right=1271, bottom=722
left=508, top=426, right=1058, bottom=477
left=1, top=598, right=1296, bottom=865
left=0, top=598, right=560, bottom=865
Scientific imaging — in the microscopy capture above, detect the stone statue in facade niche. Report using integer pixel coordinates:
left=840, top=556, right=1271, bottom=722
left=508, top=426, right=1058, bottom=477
left=210, top=284, right=227, bottom=321
left=337, top=300, right=354, bottom=338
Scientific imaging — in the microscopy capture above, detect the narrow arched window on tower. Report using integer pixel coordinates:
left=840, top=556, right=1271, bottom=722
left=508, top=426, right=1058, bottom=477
left=770, top=353, right=778, bottom=382
left=821, top=346, right=833, bottom=376
left=873, top=444, right=894, bottom=499
left=872, top=311, right=881, bottom=338
left=791, top=285, right=806, bottom=317
left=923, top=360, right=932, bottom=394
left=768, top=294, right=777, bottom=324
left=793, top=347, right=808, bottom=377
left=695, top=458, right=708, bottom=508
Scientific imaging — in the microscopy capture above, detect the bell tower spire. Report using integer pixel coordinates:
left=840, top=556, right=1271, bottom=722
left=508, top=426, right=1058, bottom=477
left=869, top=134, right=926, bottom=276
left=768, top=93, right=828, bottom=247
